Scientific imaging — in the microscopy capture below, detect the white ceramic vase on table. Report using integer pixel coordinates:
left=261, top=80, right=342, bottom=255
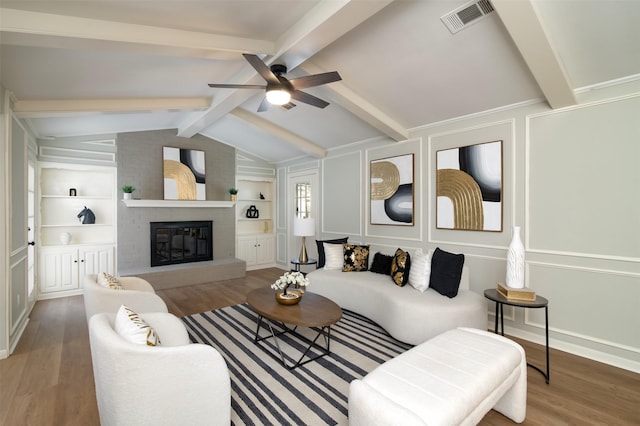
left=506, top=226, right=525, bottom=288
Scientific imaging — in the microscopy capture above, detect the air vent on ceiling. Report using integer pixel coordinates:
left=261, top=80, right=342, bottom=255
left=441, top=0, right=495, bottom=34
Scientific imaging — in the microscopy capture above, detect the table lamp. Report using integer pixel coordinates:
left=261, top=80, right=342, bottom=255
left=293, top=217, right=315, bottom=263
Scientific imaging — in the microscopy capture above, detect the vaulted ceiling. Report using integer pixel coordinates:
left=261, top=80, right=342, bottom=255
left=1, top=0, right=639, bottom=163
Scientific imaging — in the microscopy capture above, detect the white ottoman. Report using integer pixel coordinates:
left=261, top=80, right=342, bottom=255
left=349, top=327, right=527, bottom=425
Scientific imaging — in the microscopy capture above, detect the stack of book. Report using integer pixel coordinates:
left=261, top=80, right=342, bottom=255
left=497, top=283, right=536, bottom=301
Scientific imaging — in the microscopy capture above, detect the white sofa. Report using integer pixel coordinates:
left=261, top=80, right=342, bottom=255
left=83, top=274, right=168, bottom=322
left=89, top=312, right=231, bottom=426
left=349, top=327, right=527, bottom=425
left=307, top=266, right=487, bottom=345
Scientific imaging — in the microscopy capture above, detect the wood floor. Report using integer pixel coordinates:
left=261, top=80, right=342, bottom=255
left=1, top=268, right=638, bottom=425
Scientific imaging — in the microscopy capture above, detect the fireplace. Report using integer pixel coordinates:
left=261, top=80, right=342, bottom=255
left=150, top=221, right=213, bottom=267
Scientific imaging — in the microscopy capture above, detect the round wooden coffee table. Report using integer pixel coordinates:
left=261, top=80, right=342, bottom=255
left=247, top=286, right=342, bottom=369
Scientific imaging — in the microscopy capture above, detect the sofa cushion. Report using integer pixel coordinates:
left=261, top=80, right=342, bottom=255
left=306, top=266, right=485, bottom=345
left=98, top=272, right=124, bottom=290
left=429, top=248, right=465, bottom=298
left=114, top=305, right=160, bottom=346
left=323, top=243, right=345, bottom=270
left=390, top=248, right=411, bottom=287
left=370, top=252, right=393, bottom=275
left=343, top=244, right=370, bottom=272
left=316, top=237, right=349, bottom=268
left=409, top=250, right=431, bottom=292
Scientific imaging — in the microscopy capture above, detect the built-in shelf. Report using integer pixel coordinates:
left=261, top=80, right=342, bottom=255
left=122, top=199, right=235, bottom=208
left=41, top=223, right=111, bottom=228
left=41, top=195, right=111, bottom=199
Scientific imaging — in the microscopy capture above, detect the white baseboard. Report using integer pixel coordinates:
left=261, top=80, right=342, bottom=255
left=37, top=289, right=83, bottom=300
left=9, top=317, right=30, bottom=355
left=486, top=320, right=640, bottom=374
left=0, top=349, right=8, bottom=359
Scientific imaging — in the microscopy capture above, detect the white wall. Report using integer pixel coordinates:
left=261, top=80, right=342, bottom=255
left=277, top=79, right=640, bottom=372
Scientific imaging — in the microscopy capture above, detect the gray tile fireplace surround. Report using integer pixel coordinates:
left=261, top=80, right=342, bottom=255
left=116, top=130, right=243, bottom=289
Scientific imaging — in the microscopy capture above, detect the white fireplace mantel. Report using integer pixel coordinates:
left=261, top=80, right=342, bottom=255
left=122, top=199, right=235, bottom=208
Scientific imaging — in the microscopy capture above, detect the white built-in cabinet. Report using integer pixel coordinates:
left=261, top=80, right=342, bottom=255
left=39, top=245, right=114, bottom=294
left=237, top=235, right=275, bottom=268
left=38, top=163, right=116, bottom=298
left=235, top=177, right=276, bottom=270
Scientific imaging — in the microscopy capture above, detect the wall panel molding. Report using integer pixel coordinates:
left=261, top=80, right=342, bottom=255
left=525, top=93, right=640, bottom=261
left=276, top=167, right=286, bottom=230
left=321, top=151, right=362, bottom=236
left=527, top=261, right=639, bottom=354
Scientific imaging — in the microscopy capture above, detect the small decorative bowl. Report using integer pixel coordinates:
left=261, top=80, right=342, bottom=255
left=275, top=290, right=303, bottom=305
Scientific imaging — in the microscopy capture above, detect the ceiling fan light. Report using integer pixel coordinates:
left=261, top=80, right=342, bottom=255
left=266, top=89, right=291, bottom=105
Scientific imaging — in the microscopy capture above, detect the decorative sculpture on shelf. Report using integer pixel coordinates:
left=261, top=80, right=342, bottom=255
left=77, top=206, right=96, bottom=224
left=246, top=205, right=259, bottom=218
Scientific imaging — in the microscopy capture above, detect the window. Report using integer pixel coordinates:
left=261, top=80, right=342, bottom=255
left=295, top=183, right=311, bottom=219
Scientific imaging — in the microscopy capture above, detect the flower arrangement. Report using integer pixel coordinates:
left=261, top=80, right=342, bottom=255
left=271, top=271, right=309, bottom=295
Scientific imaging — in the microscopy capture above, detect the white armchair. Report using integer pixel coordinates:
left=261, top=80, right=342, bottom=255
left=89, top=312, right=231, bottom=426
left=83, top=274, right=168, bottom=321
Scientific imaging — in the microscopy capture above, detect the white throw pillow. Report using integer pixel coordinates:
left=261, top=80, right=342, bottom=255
left=114, top=305, right=160, bottom=346
left=97, top=272, right=124, bottom=290
left=409, top=250, right=431, bottom=292
left=323, top=243, right=345, bottom=270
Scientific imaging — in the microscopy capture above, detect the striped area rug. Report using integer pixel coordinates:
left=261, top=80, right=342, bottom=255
left=182, top=303, right=412, bottom=426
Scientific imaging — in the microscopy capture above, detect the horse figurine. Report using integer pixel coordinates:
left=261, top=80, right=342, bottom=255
left=77, top=206, right=96, bottom=224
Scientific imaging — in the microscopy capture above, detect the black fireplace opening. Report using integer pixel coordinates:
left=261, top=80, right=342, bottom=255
left=150, top=221, right=213, bottom=267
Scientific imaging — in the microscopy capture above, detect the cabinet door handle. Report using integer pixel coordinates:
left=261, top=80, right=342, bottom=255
left=28, top=241, right=35, bottom=246
left=74, top=260, right=78, bottom=263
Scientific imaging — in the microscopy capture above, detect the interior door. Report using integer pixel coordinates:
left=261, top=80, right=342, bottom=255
left=7, top=116, right=30, bottom=353
left=27, top=159, right=36, bottom=302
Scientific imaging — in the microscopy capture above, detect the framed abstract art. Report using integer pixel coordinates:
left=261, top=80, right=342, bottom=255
left=370, top=153, right=414, bottom=226
left=436, top=140, right=503, bottom=231
left=163, top=147, right=206, bottom=200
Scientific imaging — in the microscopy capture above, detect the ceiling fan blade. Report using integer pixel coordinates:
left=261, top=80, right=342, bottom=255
left=281, top=102, right=296, bottom=110
left=208, top=84, right=266, bottom=89
left=242, top=53, right=280, bottom=85
left=289, top=71, right=342, bottom=90
left=290, top=90, right=330, bottom=109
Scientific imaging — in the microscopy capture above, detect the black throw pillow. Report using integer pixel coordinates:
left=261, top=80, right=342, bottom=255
left=316, top=237, right=348, bottom=268
left=343, top=244, right=370, bottom=272
left=429, top=247, right=465, bottom=298
left=370, top=252, right=394, bottom=275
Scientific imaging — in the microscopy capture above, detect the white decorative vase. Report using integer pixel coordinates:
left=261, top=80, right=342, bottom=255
left=60, top=232, right=72, bottom=245
left=123, top=192, right=132, bottom=200
left=506, top=226, right=525, bottom=288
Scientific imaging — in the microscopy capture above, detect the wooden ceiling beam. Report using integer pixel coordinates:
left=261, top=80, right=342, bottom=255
left=299, top=62, right=408, bottom=141
left=231, top=108, right=327, bottom=158
left=12, top=98, right=211, bottom=117
left=492, top=0, right=576, bottom=109
left=0, top=8, right=273, bottom=59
